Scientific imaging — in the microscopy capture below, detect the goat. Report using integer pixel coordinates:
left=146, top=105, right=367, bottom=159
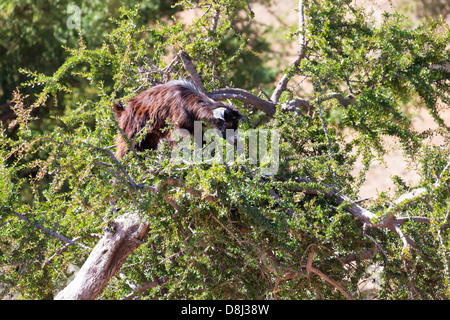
left=113, top=80, right=245, bottom=158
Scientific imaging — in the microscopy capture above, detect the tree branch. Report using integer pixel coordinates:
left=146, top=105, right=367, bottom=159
left=211, top=8, right=220, bottom=33
left=55, top=213, right=149, bottom=300
left=138, top=177, right=218, bottom=203
left=288, top=177, right=440, bottom=256
left=271, top=0, right=308, bottom=103
left=53, top=173, right=218, bottom=299
left=280, top=93, right=356, bottom=113
left=43, top=237, right=82, bottom=268
left=340, top=249, right=376, bottom=265
left=210, top=213, right=243, bottom=245
left=303, top=245, right=354, bottom=300
left=121, top=277, right=169, bottom=300
left=12, top=212, right=90, bottom=250
left=208, top=88, right=355, bottom=117
left=290, top=177, right=376, bottom=225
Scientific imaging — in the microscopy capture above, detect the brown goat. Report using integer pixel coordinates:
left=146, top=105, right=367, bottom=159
left=113, top=80, right=245, bottom=158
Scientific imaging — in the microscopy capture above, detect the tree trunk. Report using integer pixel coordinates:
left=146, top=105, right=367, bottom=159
left=54, top=213, right=149, bottom=300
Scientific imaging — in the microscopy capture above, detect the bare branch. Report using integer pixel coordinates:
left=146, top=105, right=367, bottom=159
left=138, top=177, right=218, bottom=203
left=210, top=214, right=242, bottom=245
left=55, top=213, right=149, bottom=300
left=163, top=195, right=182, bottom=214
left=12, top=212, right=90, bottom=250
left=380, top=164, right=449, bottom=227
left=392, top=221, right=418, bottom=253
left=303, top=245, right=354, bottom=300
left=307, top=266, right=354, bottom=300
left=280, top=93, right=356, bottom=113
left=211, top=8, right=220, bottom=33
left=271, top=0, right=308, bottom=103
left=395, top=216, right=431, bottom=225
left=99, top=147, right=143, bottom=200
left=363, top=223, right=389, bottom=260
left=289, top=177, right=434, bottom=256
left=43, top=237, right=82, bottom=268
left=290, top=177, right=376, bottom=225
left=121, top=277, right=169, bottom=300
left=245, top=0, right=254, bottom=18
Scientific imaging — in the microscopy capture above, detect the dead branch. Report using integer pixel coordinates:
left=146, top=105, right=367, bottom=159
left=289, top=177, right=439, bottom=255
left=211, top=8, right=220, bottom=33
left=55, top=213, right=149, bottom=300
left=175, top=31, right=354, bottom=118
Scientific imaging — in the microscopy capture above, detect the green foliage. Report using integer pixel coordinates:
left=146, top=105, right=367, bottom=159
left=300, top=1, right=449, bottom=157
left=0, top=0, right=449, bottom=300
left=0, top=0, right=178, bottom=103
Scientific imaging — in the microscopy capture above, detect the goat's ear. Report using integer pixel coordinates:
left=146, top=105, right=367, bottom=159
left=239, top=114, right=247, bottom=123
left=212, top=107, right=227, bottom=121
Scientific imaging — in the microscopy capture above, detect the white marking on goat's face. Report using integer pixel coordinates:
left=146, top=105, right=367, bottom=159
left=212, top=107, right=227, bottom=121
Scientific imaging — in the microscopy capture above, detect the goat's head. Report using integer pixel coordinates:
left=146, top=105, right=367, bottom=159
left=211, top=105, right=246, bottom=144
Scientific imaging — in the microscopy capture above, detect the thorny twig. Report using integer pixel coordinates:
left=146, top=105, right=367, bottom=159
left=12, top=212, right=90, bottom=250
left=302, top=245, right=354, bottom=300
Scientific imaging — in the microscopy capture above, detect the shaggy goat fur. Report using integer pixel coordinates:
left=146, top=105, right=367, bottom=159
left=114, top=80, right=244, bottom=158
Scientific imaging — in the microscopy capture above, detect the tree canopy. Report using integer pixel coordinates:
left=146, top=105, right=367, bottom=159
left=1, top=0, right=449, bottom=300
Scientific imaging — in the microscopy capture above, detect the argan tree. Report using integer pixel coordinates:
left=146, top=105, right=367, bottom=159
left=1, top=0, right=449, bottom=300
